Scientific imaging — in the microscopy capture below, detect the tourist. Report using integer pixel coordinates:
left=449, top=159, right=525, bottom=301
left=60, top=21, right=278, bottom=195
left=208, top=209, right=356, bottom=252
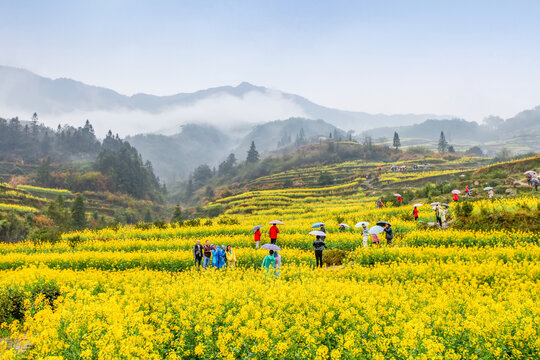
left=465, top=185, right=470, bottom=196
left=193, top=240, right=203, bottom=267
left=361, top=224, right=370, bottom=248
left=372, top=232, right=380, bottom=246
left=203, top=240, right=212, bottom=269
left=262, top=250, right=276, bottom=273
left=453, top=193, right=459, bottom=202
left=269, top=224, right=280, bottom=244
left=435, top=206, right=443, bottom=228
left=313, top=235, right=328, bottom=268
left=413, top=206, right=419, bottom=221
left=254, top=227, right=261, bottom=249
left=273, top=251, right=281, bottom=277
left=383, top=223, right=393, bottom=245
left=319, top=223, right=326, bottom=233
left=226, top=245, right=237, bottom=268
left=219, top=245, right=227, bottom=268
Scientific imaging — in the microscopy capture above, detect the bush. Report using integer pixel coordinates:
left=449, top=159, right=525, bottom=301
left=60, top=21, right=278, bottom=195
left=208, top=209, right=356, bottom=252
left=31, top=279, right=61, bottom=307
left=455, top=201, right=474, bottom=217
left=28, top=227, right=61, bottom=244
left=217, top=216, right=240, bottom=225
left=0, top=286, right=26, bottom=323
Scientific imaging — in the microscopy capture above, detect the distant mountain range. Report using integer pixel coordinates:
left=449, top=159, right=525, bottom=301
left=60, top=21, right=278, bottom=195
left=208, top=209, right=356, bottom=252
left=0, top=65, right=445, bottom=135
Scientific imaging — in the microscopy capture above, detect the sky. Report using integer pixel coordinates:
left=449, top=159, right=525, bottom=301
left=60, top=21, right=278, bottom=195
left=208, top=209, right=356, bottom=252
left=1, top=0, right=540, bottom=122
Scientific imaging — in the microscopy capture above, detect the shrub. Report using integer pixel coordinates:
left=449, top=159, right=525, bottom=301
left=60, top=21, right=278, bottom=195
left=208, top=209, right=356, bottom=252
left=0, top=286, right=26, bottom=323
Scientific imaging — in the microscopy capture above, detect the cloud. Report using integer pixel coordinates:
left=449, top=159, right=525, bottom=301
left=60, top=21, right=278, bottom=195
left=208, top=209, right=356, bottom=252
left=1, top=90, right=308, bottom=138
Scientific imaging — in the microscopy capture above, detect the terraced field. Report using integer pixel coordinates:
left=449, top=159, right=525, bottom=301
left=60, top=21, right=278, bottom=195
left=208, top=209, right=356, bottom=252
left=1, top=163, right=539, bottom=359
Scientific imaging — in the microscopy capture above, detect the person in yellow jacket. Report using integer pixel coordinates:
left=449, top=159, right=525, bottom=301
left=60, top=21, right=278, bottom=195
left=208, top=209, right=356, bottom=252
left=226, top=245, right=237, bottom=268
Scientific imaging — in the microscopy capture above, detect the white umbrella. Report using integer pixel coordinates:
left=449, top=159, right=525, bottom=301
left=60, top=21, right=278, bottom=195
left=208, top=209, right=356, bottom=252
left=524, top=170, right=536, bottom=175
left=369, top=226, right=384, bottom=235
left=269, top=220, right=284, bottom=225
left=250, top=225, right=263, bottom=232
left=413, top=203, right=423, bottom=207
left=355, top=222, right=369, bottom=227
left=451, top=190, right=461, bottom=194
left=394, top=193, right=401, bottom=197
left=309, top=231, right=327, bottom=237
left=261, top=244, right=281, bottom=251
left=430, top=202, right=440, bottom=206
left=483, top=187, right=493, bottom=191
left=460, top=174, right=466, bottom=177
left=338, top=223, right=350, bottom=228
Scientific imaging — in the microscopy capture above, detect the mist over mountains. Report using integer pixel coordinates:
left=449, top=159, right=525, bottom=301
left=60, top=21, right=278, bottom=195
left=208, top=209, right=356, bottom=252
left=1, top=65, right=538, bottom=182
left=0, top=65, right=444, bottom=136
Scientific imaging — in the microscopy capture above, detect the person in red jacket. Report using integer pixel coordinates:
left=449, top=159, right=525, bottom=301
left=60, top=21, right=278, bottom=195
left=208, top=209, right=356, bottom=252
left=269, top=224, right=280, bottom=244
left=397, top=196, right=403, bottom=206
left=465, top=185, right=470, bottom=196
left=254, top=228, right=261, bottom=248
left=413, top=206, right=419, bottom=220
left=453, top=193, right=459, bottom=201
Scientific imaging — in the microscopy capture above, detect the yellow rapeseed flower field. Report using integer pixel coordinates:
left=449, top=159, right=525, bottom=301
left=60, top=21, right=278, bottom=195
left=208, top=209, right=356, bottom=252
left=0, top=183, right=539, bottom=359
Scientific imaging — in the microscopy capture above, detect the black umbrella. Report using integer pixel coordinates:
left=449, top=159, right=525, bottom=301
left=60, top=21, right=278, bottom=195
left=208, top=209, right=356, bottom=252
left=376, top=221, right=390, bottom=226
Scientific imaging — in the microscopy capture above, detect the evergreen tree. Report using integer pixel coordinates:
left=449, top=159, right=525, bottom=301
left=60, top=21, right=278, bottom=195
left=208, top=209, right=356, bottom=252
left=246, top=141, right=259, bottom=163
left=47, top=195, right=71, bottom=230
left=171, top=204, right=183, bottom=222
left=438, top=131, right=448, bottom=153
left=71, top=194, right=87, bottom=230
left=205, top=186, right=215, bottom=199
left=448, top=145, right=456, bottom=153
left=393, top=132, right=401, bottom=150
left=36, top=157, right=53, bottom=186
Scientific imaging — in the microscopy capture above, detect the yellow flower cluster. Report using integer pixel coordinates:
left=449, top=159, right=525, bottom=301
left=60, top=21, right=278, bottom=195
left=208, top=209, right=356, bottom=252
left=16, top=185, right=72, bottom=196
left=1, top=263, right=538, bottom=359
left=0, top=203, right=39, bottom=213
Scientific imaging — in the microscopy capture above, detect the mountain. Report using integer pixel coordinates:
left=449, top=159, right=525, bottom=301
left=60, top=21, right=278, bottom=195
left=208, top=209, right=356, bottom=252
left=127, top=118, right=346, bottom=182
left=0, top=65, right=445, bottom=135
left=126, top=124, right=232, bottom=183
left=362, top=111, right=540, bottom=155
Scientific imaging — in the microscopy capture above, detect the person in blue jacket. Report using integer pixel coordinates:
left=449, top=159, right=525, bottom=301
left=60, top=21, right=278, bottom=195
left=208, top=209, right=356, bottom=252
left=219, top=245, right=227, bottom=268
left=211, top=245, right=222, bottom=268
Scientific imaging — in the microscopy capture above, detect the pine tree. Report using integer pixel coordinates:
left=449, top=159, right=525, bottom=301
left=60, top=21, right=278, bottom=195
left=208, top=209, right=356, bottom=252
left=393, top=132, right=401, bottom=150
left=171, top=204, right=183, bottom=223
left=438, top=131, right=448, bottom=153
left=71, top=194, right=87, bottom=230
left=246, top=141, right=260, bottom=163
left=36, top=157, right=53, bottom=186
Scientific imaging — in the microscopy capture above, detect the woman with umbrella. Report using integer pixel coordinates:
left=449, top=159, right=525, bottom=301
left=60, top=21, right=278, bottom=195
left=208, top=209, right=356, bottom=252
left=261, top=250, right=276, bottom=274
left=251, top=225, right=262, bottom=249
left=369, top=225, right=384, bottom=246
left=355, top=222, right=370, bottom=248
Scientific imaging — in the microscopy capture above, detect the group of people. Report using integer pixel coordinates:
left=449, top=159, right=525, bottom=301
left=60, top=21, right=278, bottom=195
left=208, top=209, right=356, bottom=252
left=193, top=240, right=237, bottom=269
left=526, top=172, right=539, bottom=191
left=359, top=223, right=393, bottom=247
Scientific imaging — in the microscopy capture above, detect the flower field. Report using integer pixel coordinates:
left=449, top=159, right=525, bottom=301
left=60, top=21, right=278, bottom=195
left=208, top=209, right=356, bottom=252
left=1, top=181, right=539, bottom=359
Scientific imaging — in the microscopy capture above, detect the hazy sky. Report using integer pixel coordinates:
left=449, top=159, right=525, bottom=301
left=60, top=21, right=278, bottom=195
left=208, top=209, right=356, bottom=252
left=1, top=0, right=540, bottom=122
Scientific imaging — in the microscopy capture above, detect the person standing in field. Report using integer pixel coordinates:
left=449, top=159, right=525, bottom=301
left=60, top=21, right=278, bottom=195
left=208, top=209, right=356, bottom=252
left=413, top=206, right=419, bottom=221
left=219, top=245, right=227, bottom=268
left=273, top=251, right=281, bottom=277
left=453, top=193, right=459, bottom=202
left=361, top=224, right=370, bottom=248
left=269, top=224, right=280, bottom=244
left=383, top=224, right=393, bottom=245
left=465, top=185, right=470, bottom=196
left=435, top=206, right=443, bottom=228
left=319, top=224, right=326, bottom=234
left=211, top=245, right=220, bottom=268
left=397, top=196, right=403, bottom=206
left=226, top=245, right=237, bottom=268
left=372, top=232, right=380, bottom=246
left=488, top=189, right=495, bottom=199
left=203, top=240, right=212, bottom=269
left=313, top=235, right=328, bottom=268
left=262, top=250, right=276, bottom=274
left=254, top=228, right=261, bottom=248
left=193, top=240, right=203, bottom=267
